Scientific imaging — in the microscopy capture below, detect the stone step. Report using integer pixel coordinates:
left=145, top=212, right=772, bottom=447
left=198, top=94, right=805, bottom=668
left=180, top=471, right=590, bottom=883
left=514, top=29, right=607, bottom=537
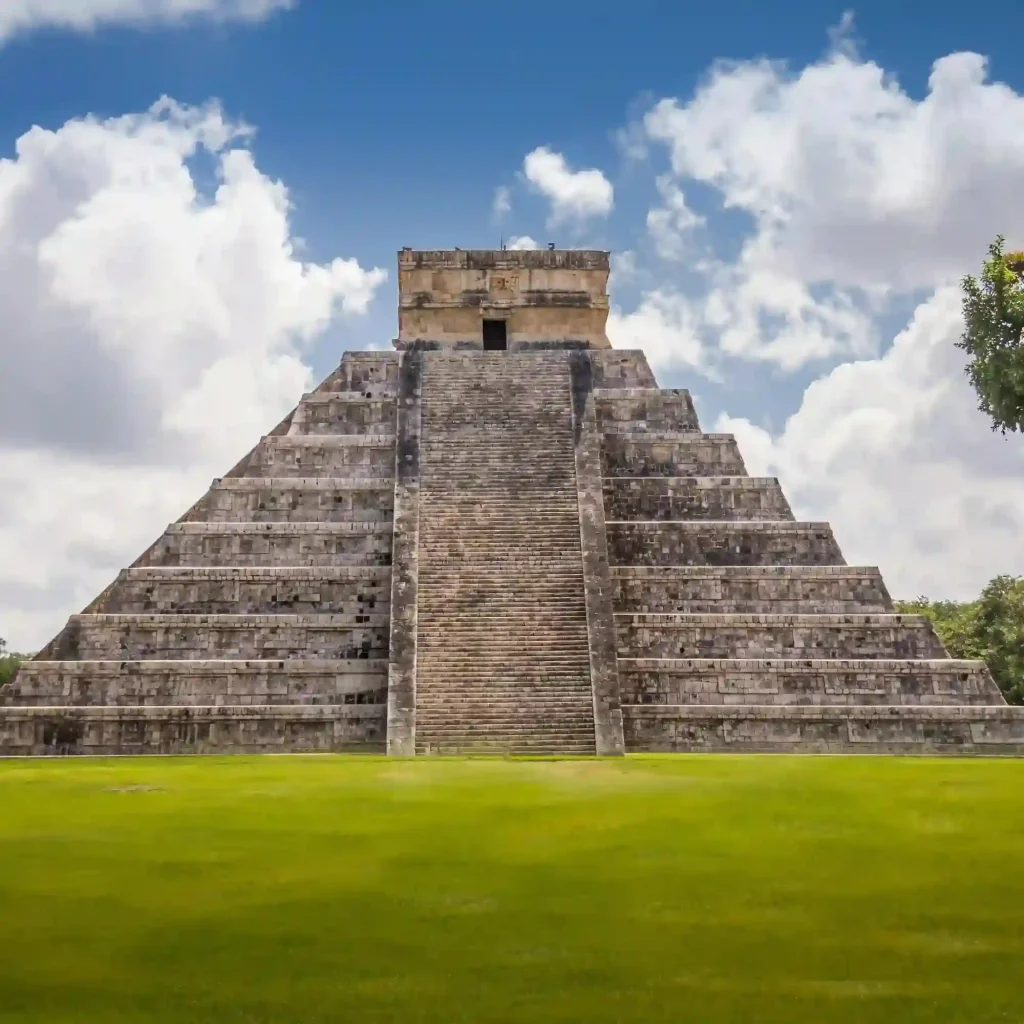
left=136, top=522, right=392, bottom=568
left=100, top=566, right=391, bottom=615
left=191, top=477, right=394, bottom=523
left=415, top=742, right=598, bottom=756
left=604, top=477, right=794, bottom=522
left=607, top=521, right=845, bottom=567
left=616, top=657, right=1004, bottom=707
left=6, top=659, right=389, bottom=707
left=43, top=614, right=389, bottom=661
left=616, top=613, right=945, bottom=660
left=602, top=434, right=746, bottom=478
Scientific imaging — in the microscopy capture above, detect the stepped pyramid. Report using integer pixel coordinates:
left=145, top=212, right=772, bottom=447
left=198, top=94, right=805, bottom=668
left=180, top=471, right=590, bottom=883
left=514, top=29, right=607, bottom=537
left=2, top=247, right=1023, bottom=756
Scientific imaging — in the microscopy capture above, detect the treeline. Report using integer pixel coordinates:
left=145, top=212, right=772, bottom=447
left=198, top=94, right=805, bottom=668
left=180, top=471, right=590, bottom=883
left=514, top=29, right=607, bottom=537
left=895, top=575, right=1024, bottom=705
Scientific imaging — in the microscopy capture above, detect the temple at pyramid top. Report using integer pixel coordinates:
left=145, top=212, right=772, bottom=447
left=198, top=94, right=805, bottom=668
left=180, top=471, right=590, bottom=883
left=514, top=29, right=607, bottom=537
left=395, top=247, right=611, bottom=349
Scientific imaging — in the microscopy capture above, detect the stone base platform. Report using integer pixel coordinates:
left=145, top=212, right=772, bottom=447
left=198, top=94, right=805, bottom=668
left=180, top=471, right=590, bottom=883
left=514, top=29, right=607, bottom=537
left=0, top=704, right=386, bottom=756
left=623, top=705, right=1024, bottom=754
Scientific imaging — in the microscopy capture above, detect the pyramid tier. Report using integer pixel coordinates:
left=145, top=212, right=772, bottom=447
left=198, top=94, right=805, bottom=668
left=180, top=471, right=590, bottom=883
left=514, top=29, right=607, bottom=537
left=235, top=435, right=396, bottom=477
left=135, top=522, right=392, bottom=567
left=601, top=433, right=746, bottom=477
left=622, top=704, right=1024, bottom=754
left=288, top=391, right=398, bottom=434
left=7, top=658, right=388, bottom=706
left=316, top=351, right=399, bottom=392
left=617, top=612, right=945, bottom=660
left=46, top=613, right=388, bottom=661
left=618, top=658, right=1003, bottom=706
left=612, top=566, right=892, bottom=614
left=98, top=566, right=390, bottom=615
left=607, top=520, right=845, bottom=566
left=0, top=704, right=386, bottom=756
left=595, top=388, right=700, bottom=433
left=191, top=478, right=394, bottom=523
left=604, top=477, right=793, bottom=521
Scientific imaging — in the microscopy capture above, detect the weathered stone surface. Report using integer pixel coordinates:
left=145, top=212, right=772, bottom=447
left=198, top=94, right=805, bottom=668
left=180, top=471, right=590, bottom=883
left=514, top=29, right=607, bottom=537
left=234, top=436, right=396, bottom=478
left=135, top=523, right=392, bottom=568
left=622, top=705, right=1024, bottom=754
left=612, top=566, right=892, bottom=614
left=589, top=350, right=659, bottom=389
left=289, top=393, right=397, bottom=434
left=97, top=566, right=390, bottom=615
left=0, top=705, right=386, bottom=756
left=601, top=434, right=746, bottom=477
left=596, top=389, right=700, bottom=433
left=386, top=348, right=422, bottom=756
left=49, top=613, right=388, bottom=661
left=570, top=352, right=625, bottom=756
left=604, top=477, right=793, bottom=522
left=316, top=352, right=399, bottom=393
left=189, top=479, right=394, bottom=523
left=618, top=612, right=946, bottom=660
left=607, top=521, right=845, bottom=567
left=7, top=659, right=387, bottom=706
left=618, top=658, right=1002, bottom=706
left=397, top=248, right=611, bottom=349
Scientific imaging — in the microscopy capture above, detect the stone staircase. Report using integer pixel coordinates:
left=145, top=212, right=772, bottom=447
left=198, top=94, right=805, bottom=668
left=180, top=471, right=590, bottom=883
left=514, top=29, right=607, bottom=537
left=594, top=353, right=1022, bottom=754
left=1, top=353, right=400, bottom=754
left=412, top=352, right=597, bottom=755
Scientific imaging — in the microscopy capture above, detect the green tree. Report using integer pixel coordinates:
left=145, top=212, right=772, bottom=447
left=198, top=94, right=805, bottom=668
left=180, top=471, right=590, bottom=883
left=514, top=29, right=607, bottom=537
left=896, top=575, right=1024, bottom=704
left=957, top=235, right=1024, bottom=434
left=0, top=636, right=22, bottom=690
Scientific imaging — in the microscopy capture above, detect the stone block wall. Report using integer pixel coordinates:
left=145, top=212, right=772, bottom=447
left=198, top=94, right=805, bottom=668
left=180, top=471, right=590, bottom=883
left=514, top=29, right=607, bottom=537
left=612, top=566, right=892, bottom=614
left=607, top=521, right=845, bottom=567
left=8, top=659, right=387, bottom=707
left=133, top=523, right=392, bottom=568
left=595, top=389, right=700, bottom=433
left=617, top=613, right=946, bottom=660
left=99, top=567, right=390, bottom=615
left=188, top=480, right=394, bottom=524
left=601, top=434, right=747, bottom=477
left=617, top=658, right=1001, bottom=706
left=604, top=477, right=793, bottom=522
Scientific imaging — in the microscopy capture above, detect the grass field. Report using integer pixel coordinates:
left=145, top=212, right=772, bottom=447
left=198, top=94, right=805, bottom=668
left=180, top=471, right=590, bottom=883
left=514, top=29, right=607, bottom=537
left=1, top=755, right=1023, bottom=1023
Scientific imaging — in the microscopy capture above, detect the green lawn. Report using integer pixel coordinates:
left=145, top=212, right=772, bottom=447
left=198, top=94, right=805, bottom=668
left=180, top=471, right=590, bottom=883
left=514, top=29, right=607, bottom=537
left=1, top=755, right=1022, bottom=1023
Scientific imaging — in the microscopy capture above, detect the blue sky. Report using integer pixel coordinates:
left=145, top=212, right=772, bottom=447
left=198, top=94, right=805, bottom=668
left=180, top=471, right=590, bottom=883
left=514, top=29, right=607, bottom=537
left=2, top=0, right=1024, bottom=648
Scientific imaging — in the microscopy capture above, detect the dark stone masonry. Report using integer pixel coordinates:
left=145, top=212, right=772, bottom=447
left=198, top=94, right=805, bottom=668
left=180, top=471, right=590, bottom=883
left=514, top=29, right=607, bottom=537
left=2, top=248, right=1023, bottom=756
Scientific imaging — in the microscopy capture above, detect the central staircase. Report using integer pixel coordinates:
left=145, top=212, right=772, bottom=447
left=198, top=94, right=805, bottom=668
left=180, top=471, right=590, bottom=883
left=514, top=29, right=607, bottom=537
left=413, top=352, right=597, bottom=754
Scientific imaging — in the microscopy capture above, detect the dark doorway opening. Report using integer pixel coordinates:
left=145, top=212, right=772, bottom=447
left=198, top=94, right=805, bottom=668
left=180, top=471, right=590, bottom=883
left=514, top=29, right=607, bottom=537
left=482, top=319, right=507, bottom=351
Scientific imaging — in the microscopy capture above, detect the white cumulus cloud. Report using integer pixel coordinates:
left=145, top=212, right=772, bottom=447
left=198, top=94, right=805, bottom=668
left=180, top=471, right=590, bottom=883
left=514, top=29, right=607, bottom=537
left=522, top=146, right=614, bottom=227
left=0, top=97, right=385, bottom=650
left=717, top=288, right=1024, bottom=600
left=611, top=37, right=1024, bottom=596
left=0, top=0, right=294, bottom=42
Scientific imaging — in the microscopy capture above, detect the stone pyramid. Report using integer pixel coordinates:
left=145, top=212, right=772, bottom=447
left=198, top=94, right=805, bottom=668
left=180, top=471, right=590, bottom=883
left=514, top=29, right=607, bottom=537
left=2, top=248, right=1022, bottom=756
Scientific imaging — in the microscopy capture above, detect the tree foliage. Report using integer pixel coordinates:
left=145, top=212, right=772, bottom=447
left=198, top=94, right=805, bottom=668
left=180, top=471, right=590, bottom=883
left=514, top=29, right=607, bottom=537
left=0, top=636, right=22, bottom=690
left=896, top=575, right=1024, bottom=704
left=957, top=235, right=1024, bottom=434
